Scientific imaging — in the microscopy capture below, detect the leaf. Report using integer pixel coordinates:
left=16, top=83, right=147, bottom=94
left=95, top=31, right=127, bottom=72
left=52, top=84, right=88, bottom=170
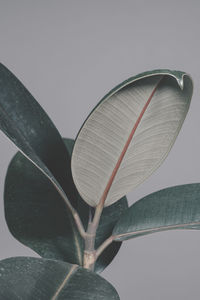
left=112, top=183, right=200, bottom=241
left=0, top=257, right=120, bottom=300
left=71, top=69, right=193, bottom=207
left=4, top=138, right=128, bottom=272
left=0, top=63, right=75, bottom=211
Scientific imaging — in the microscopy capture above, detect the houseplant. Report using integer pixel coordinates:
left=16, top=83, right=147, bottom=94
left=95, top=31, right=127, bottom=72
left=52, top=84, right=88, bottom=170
left=0, top=63, right=199, bottom=299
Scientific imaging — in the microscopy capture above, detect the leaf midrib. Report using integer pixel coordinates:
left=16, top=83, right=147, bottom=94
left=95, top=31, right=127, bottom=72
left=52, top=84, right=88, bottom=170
left=113, top=220, right=200, bottom=241
left=51, top=265, right=78, bottom=300
left=0, top=104, right=69, bottom=205
left=99, top=76, right=164, bottom=205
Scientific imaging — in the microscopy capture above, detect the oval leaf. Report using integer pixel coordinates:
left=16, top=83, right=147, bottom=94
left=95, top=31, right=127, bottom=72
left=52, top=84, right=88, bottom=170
left=0, top=63, right=74, bottom=210
left=4, top=138, right=127, bottom=273
left=0, top=257, right=119, bottom=299
left=113, top=183, right=200, bottom=241
left=71, top=69, right=193, bottom=207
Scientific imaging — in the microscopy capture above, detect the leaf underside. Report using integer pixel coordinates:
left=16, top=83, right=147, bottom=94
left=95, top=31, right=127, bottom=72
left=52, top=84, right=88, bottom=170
left=71, top=70, right=193, bottom=207
left=113, top=183, right=200, bottom=241
left=0, top=257, right=120, bottom=300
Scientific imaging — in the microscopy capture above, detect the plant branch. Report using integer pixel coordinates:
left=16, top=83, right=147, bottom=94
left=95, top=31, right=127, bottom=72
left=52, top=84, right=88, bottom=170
left=95, top=235, right=115, bottom=260
left=51, top=184, right=87, bottom=239
left=72, top=210, right=86, bottom=239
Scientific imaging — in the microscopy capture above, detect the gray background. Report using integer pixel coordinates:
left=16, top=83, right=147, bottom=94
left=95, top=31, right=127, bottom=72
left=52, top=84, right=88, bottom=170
left=0, top=1, right=200, bottom=299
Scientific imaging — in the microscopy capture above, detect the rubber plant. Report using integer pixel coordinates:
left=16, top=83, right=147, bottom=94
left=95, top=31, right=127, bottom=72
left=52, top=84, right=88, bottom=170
left=0, top=63, right=198, bottom=299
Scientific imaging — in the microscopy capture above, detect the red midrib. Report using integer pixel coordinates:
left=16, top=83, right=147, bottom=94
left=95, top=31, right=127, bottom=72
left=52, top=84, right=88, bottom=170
left=100, top=76, right=164, bottom=205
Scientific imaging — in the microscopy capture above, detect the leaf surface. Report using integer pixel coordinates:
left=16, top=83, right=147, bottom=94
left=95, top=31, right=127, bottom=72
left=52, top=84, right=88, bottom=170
left=71, top=69, right=193, bottom=207
left=0, top=63, right=74, bottom=210
left=0, top=257, right=119, bottom=300
left=113, top=184, right=200, bottom=241
left=4, top=138, right=127, bottom=272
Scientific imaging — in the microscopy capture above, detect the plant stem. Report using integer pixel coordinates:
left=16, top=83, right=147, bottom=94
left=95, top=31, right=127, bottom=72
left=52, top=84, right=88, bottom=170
left=72, top=210, right=86, bottom=239
left=95, top=235, right=114, bottom=259
left=83, top=221, right=97, bottom=270
left=83, top=202, right=105, bottom=270
left=56, top=188, right=86, bottom=239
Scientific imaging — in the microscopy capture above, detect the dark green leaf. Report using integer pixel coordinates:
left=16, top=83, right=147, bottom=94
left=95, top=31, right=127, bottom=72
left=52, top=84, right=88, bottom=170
left=0, top=63, right=75, bottom=210
left=0, top=257, right=119, bottom=300
left=4, top=138, right=128, bottom=272
left=113, top=184, right=200, bottom=241
left=4, top=149, right=84, bottom=266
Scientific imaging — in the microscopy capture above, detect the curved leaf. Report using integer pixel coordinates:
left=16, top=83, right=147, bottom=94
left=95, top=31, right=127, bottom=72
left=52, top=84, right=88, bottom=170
left=71, top=69, right=193, bottom=207
left=4, top=138, right=128, bottom=272
left=113, top=184, right=200, bottom=241
left=0, top=63, right=74, bottom=210
left=0, top=257, right=119, bottom=300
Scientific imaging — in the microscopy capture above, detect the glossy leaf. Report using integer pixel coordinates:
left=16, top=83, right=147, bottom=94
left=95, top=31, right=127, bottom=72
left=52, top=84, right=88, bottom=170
left=113, top=184, right=200, bottom=241
left=0, top=63, right=75, bottom=211
left=4, top=138, right=128, bottom=272
left=71, top=69, right=193, bottom=207
left=0, top=257, right=119, bottom=300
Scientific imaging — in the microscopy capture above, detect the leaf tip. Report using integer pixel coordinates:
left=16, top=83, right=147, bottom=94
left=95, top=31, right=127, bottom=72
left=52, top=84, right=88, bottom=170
left=174, top=71, right=193, bottom=91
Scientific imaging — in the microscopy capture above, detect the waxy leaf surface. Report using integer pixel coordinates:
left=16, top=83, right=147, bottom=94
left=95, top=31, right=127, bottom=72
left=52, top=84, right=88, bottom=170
left=113, top=184, right=200, bottom=241
left=72, top=69, right=193, bottom=207
left=0, top=63, right=75, bottom=211
left=0, top=257, right=119, bottom=300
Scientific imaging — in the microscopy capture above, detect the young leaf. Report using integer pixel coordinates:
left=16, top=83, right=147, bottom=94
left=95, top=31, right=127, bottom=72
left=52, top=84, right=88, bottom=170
left=4, top=138, right=128, bottom=272
left=113, top=184, right=200, bottom=241
left=0, top=63, right=75, bottom=211
left=0, top=257, right=120, bottom=299
left=71, top=70, right=193, bottom=207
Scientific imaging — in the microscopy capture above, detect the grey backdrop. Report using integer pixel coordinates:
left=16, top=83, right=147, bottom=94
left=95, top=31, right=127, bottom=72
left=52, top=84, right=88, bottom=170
left=0, top=1, right=200, bottom=299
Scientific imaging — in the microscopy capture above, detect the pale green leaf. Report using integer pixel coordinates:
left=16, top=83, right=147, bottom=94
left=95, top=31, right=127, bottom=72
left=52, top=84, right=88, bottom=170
left=72, top=69, right=193, bottom=207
